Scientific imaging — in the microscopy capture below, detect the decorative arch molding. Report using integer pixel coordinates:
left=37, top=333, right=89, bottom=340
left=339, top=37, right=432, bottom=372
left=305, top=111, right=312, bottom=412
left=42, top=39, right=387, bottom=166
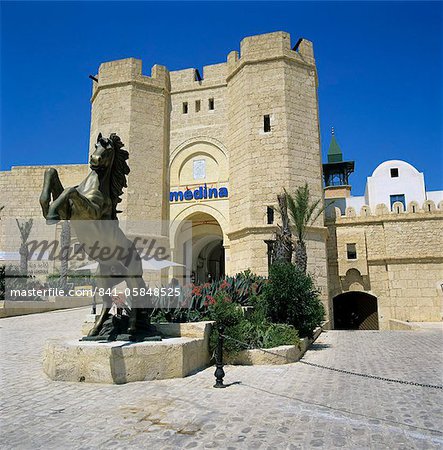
left=340, top=267, right=371, bottom=293
left=169, top=137, right=229, bottom=186
left=170, top=203, right=229, bottom=246
left=170, top=136, right=228, bottom=167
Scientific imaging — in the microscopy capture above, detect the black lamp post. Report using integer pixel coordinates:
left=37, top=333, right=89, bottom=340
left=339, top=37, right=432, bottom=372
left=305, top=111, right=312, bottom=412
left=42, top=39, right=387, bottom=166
left=213, top=324, right=226, bottom=388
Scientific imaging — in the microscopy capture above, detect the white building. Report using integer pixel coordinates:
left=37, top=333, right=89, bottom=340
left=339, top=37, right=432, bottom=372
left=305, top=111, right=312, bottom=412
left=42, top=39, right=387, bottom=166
left=347, top=160, right=443, bottom=212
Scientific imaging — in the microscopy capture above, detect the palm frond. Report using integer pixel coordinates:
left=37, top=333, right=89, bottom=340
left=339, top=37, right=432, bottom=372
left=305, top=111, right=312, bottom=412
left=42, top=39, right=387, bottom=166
left=285, top=183, right=325, bottom=242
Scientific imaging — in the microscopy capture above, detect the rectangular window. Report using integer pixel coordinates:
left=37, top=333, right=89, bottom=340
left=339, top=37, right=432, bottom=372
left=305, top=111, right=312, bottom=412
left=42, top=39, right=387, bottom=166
left=390, top=168, right=399, bottom=178
left=390, top=194, right=405, bottom=210
left=182, top=102, right=188, bottom=114
left=208, top=98, right=215, bottom=110
left=346, top=244, right=357, bottom=260
left=267, top=206, right=274, bottom=224
left=195, top=100, right=201, bottom=112
left=263, top=115, right=271, bottom=132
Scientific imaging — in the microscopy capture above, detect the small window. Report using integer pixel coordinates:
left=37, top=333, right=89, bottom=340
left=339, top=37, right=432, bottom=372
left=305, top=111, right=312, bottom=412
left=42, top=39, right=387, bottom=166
left=347, top=244, right=357, bottom=260
left=267, top=206, right=274, bottom=224
left=208, top=98, right=215, bottom=110
left=195, top=100, right=201, bottom=112
left=182, top=102, right=188, bottom=114
left=390, top=194, right=405, bottom=210
left=390, top=168, right=399, bottom=178
left=263, top=115, right=271, bottom=133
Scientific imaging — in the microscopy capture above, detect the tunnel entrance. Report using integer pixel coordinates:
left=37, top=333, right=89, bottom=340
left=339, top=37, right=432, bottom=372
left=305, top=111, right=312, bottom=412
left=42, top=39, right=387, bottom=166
left=333, top=291, right=379, bottom=330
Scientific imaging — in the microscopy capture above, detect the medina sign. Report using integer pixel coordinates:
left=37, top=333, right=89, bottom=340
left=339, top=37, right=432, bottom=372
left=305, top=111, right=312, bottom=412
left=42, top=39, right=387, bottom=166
left=169, top=184, right=228, bottom=202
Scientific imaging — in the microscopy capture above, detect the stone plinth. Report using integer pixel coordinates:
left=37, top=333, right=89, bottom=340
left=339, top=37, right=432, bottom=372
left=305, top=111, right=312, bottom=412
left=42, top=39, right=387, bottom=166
left=43, top=322, right=212, bottom=384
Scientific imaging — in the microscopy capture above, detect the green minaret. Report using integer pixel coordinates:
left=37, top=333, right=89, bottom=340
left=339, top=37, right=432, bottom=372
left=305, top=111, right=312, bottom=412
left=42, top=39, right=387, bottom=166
left=323, top=128, right=354, bottom=187
left=327, top=128, right=343, bottom=163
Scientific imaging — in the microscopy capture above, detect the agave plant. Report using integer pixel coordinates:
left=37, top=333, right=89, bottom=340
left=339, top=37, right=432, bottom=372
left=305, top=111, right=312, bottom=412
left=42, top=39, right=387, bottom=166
left=150, top=271, right=267, bottom=323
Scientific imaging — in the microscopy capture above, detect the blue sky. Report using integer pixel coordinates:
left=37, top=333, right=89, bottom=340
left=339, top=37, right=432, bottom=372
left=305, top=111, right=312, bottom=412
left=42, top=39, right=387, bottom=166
left=1, top=1, right=442, bottom=195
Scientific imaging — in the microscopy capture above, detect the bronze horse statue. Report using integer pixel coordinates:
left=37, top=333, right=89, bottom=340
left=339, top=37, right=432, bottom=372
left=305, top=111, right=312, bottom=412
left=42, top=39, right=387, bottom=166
left=40, top=133, right=149, bottom=338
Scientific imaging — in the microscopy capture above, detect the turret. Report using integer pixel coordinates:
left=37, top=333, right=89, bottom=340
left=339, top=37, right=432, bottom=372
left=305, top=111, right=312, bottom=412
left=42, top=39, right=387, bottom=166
left=89, top=58, right=171, bottom=234
left=323, top=128, right=355, bottom=200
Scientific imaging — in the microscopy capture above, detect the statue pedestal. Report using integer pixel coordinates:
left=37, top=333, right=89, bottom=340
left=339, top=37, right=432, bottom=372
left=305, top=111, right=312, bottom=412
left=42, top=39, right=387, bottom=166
left=43, top=322, right=213, bottom=384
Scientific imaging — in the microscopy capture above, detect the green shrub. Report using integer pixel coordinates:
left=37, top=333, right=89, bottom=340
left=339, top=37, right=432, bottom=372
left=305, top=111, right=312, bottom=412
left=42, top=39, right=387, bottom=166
left=263, top=323, right=299, bottom=348
left=208, top=292, right=300, bottom=355
left=263, top=262, right=324, bottom=338
left=207, top=291, right=243, bottom=327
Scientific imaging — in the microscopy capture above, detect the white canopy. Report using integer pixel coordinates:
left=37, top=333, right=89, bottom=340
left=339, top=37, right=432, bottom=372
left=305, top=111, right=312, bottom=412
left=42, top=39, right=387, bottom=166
left=75, top=259, right=184, bottom=272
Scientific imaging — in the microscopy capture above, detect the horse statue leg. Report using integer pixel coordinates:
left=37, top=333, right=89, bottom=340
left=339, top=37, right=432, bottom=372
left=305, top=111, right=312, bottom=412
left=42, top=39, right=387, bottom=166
left=125, top=275, right=149, bottom=334
left=88, top=264, right=113, bottom=336
left=39, top=168, right=64, bottom=219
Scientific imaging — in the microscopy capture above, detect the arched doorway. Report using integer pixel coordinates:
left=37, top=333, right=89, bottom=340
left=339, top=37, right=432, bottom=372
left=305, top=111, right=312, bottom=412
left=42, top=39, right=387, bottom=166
left=175, top=212, right=225, bottom=284
left=333, top=291, right=379, bottom=330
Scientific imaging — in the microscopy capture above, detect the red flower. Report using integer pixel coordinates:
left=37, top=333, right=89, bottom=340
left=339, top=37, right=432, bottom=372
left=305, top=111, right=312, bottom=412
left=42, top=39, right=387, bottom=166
left=192, top=286, right=202, bottom=295
left=223, top=296, right=232, bottom=303
left=219, top=280, right=231, bottom=290
left=206, top=295, right=216, bottom=305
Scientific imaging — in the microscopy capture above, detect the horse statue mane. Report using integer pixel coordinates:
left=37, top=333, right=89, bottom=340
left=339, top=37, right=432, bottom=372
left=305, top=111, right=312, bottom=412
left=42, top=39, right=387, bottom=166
left=105, top=133, right=130, bottom=219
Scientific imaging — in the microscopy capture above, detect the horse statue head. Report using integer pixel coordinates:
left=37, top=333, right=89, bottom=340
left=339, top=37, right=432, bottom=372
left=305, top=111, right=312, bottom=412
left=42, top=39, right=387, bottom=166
left=90, top=133, right=130, bottom=219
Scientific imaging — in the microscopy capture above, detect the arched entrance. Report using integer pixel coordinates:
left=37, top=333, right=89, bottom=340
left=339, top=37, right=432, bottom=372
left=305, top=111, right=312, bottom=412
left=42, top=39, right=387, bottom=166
left=333, top=292, right=379, bottom=330
left=175, top=212, right=225, bottom=284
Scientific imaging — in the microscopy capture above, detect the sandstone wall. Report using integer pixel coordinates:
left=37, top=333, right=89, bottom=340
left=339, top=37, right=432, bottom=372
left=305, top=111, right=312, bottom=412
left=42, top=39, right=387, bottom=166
left=327, top=203, right=443, bottom=328
left=0, top=164, right=88, bottom=250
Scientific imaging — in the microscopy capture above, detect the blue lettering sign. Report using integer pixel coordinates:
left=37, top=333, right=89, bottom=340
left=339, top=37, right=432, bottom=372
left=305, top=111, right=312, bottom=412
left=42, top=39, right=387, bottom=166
left=169, top=184, right=229, bottom=202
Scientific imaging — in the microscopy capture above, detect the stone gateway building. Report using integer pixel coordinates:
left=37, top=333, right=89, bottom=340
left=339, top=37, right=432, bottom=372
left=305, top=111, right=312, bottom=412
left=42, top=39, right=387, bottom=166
left=0, top=31, right=442, bottom=329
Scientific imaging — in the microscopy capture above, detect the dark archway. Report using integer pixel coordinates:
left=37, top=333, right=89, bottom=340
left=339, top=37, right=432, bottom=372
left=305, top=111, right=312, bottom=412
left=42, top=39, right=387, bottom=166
left=333, top=291, right=379, bottom=330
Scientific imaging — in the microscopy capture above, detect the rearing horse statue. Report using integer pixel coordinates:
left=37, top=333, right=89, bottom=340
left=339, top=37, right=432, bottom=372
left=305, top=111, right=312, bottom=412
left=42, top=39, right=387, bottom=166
left=40, top=133, right=149, bottom=338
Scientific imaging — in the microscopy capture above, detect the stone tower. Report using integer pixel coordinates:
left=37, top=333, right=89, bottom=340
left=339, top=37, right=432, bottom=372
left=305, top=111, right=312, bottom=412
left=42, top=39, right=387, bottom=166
left=89, top=59, right=170, bottom=237
left=226, top=32, right=327, bottom=285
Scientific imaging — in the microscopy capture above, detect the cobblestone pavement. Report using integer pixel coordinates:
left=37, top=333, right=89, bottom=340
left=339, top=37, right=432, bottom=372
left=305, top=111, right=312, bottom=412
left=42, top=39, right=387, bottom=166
left=1, top=308, right=442, bottom=449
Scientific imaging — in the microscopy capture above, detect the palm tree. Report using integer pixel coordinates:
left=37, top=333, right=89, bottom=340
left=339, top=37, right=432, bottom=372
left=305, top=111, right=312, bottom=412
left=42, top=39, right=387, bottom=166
left=16, top=218, right=33, bottom=275
left=272, top=193, right=293, bottom=264
left=285, top=183, right=325, bottom=273
left=59, top=220, right=71, bottom=290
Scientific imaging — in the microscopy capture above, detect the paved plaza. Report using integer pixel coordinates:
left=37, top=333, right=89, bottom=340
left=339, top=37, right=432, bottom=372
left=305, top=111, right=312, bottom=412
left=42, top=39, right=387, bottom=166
left=1, top=307, right=442, bottom=449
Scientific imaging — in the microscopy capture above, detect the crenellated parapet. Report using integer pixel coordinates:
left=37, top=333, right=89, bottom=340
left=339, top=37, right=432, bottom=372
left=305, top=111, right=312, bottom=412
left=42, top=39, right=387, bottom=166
left=328, top=200, right=443, bottom=223
left=91, top=58, right=170, bottom=102
left=169, top=63, right=227, bottom=93
left=227, top=31, right=315, bottom=82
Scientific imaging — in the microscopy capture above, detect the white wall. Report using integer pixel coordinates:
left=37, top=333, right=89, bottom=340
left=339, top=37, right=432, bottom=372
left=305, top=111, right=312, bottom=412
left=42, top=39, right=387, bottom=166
left=365, top=160, right=426, bottom=210
left=346, top=195, right=366, bottom=211
left=427, top=190, right=443, bottom=204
